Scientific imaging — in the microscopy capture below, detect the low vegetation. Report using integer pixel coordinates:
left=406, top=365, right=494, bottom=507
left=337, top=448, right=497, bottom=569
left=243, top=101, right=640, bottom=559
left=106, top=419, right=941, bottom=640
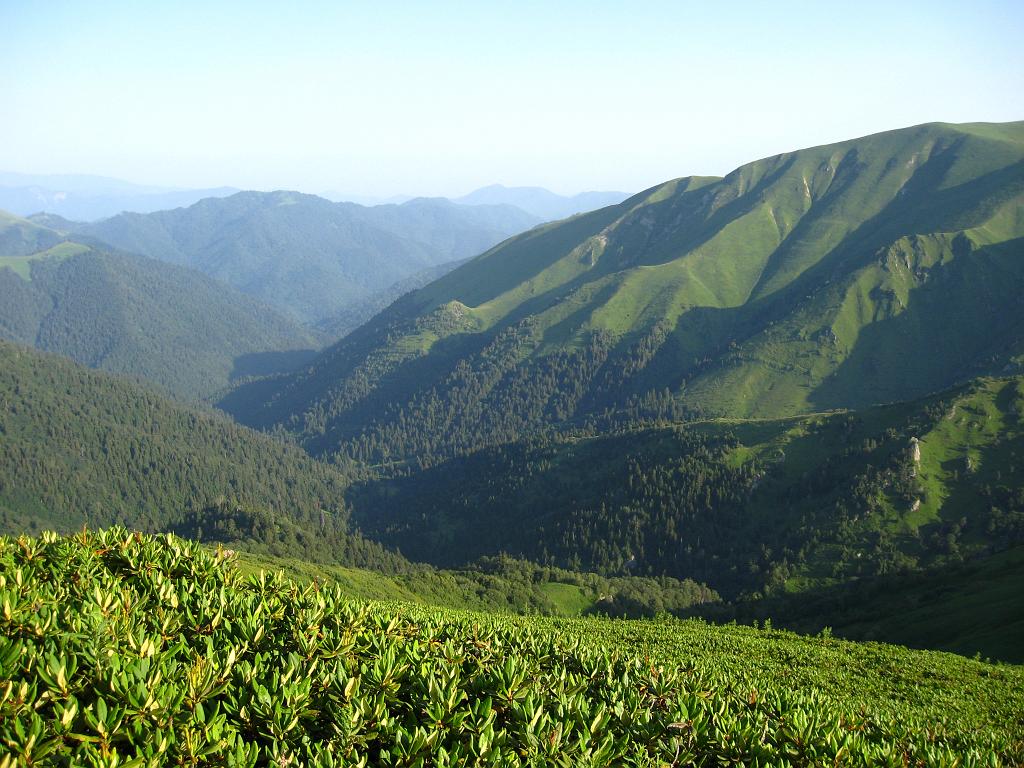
left=2, top=529, right=1021, bottom=766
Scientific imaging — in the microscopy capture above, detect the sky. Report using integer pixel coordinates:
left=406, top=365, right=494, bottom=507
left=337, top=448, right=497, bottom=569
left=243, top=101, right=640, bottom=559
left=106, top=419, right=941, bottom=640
left=2, top=0, right=1023, bottom=198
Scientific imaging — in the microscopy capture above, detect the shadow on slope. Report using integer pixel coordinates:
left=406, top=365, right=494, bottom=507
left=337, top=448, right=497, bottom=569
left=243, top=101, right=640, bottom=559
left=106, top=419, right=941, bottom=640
left=229, top=348, right=320, bottom=381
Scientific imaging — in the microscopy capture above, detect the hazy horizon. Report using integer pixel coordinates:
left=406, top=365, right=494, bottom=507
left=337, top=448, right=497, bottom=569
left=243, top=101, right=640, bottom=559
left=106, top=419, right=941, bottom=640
left=3, top=1, right=1023, bottom=198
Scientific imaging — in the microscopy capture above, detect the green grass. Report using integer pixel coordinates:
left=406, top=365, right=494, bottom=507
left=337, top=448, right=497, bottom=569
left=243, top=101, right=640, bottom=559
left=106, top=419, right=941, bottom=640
left=535, top=582, right=594, bottom=615
left=0, top=241, right=88, bottom=279
left=231, top=550, right=647, bottom=619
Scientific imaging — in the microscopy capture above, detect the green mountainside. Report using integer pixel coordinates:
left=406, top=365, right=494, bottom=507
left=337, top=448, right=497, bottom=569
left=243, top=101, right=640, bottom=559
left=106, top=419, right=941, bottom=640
left=0, top=242, right=318, bottom=400
left=61, top=192, right=539, bottom=324
left=0, top=341, right=716, bottom=617
left=0, top=340, right=363, bottom=556
left=223, top=122, right=1024, bottom=463
left=3, top=122, right=1023, bottom=673
left=4, top=337, right=1020, bottom=658
left=0, top=210, right=64, bottom=257
left=348, top=376, right=1024, bottom=595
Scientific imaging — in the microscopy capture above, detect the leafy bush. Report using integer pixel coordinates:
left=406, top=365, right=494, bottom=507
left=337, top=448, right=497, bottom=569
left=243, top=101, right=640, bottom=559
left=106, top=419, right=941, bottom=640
left=1, top=529, right=1021, bottom=766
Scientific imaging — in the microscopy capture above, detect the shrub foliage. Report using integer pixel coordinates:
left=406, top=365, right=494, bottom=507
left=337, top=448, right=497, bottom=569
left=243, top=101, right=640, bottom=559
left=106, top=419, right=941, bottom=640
left=1, top=529, right=1021, bottom=766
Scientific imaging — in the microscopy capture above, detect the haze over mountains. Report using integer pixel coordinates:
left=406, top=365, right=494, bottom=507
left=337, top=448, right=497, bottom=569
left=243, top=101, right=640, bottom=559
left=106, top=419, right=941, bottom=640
left=0, top=172, right=238, bottom=221
left=223, top=121, right=1024, bottom=460
left=0, top=170, right=630, bottom=226
left=453, top=185, right=631, bottom=221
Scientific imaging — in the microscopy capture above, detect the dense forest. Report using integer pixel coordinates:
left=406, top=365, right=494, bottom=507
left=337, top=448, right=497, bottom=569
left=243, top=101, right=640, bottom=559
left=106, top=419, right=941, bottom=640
left=349, top=377, right=1024, bottom=598
left=0, top=340, right=369, bottom=557
left=0, top=244, right=317, bottom=400
left=0, top=340, right=719, bottom=618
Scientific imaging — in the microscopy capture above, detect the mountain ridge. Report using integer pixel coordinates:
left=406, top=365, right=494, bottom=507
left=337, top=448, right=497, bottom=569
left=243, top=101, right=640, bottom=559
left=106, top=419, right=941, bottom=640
left=0, top=171, right=239, bottom=221
left=63, top=190, right=541, bottom=324
left=223, top=121, right=1024, bottom=462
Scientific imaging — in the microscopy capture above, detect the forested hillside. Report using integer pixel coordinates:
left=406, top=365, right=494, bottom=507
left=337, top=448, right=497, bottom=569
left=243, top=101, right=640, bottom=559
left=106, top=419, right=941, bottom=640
left=63, top=191, right=539, bottom=324
left=348, top=376, right=1024, bottom=600
left=0, top=210, right=64, bottom=257
left=0, top=244, right=317, bottom=400
left=0, top=341, right=718, bottom=617
left=0, top=340, right=380, bottom=561
left=223, top=122, right=1024, bottom=464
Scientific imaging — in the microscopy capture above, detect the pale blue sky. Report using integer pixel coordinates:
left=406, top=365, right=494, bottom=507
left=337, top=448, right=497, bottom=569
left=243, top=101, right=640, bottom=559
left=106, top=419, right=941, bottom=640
left=2, top=1, right=1022, bottom=196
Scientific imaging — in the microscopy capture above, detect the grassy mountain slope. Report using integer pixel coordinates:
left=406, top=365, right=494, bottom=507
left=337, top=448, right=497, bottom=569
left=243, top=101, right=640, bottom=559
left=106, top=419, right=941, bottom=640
left=70, top=191, right=539, bottom=324
left=347, top=375, right=1024, bottom=603
left=233, top=550, right=717, bottom=620
left=224, top=122, right=1024, bottom=462
left=0, top=244, right=317, bottom=400
left=0, top=209, right=64, bottom=258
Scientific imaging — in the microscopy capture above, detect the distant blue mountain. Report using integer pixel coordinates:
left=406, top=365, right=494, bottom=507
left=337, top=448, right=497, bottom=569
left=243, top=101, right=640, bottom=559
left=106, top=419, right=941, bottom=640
left=0, top=172, right=238, bottom=221
left=453, top=184, right=630, bottom=221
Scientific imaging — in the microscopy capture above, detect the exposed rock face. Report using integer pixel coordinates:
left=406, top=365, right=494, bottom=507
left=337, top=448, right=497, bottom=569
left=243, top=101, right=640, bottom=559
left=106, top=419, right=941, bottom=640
left=909, top=437, right=921, bottom=477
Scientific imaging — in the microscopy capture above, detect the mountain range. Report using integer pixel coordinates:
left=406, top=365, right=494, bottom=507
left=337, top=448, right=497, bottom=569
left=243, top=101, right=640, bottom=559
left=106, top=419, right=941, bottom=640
left=0, top=184, right=627, bottom=398
left=321, top=185, right=632, bottom=221
left=53, top=191, right=541, bottom=325
left=1, top=121, right=1022, bottom=663
left=0, top=171, right=238, bottom=221
left=452, top=185, right=631, bottom=221
left=222, top=121, right=1024, bottom=464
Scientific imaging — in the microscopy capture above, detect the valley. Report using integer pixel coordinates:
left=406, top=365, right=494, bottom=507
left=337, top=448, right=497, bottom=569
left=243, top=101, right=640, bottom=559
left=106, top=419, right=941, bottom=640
left=1, top=116, right=1022, bottom=764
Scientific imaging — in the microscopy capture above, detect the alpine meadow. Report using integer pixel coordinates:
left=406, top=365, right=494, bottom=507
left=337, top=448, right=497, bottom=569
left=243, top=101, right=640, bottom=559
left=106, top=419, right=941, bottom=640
left=1, top=2, right=1023, bottom=765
